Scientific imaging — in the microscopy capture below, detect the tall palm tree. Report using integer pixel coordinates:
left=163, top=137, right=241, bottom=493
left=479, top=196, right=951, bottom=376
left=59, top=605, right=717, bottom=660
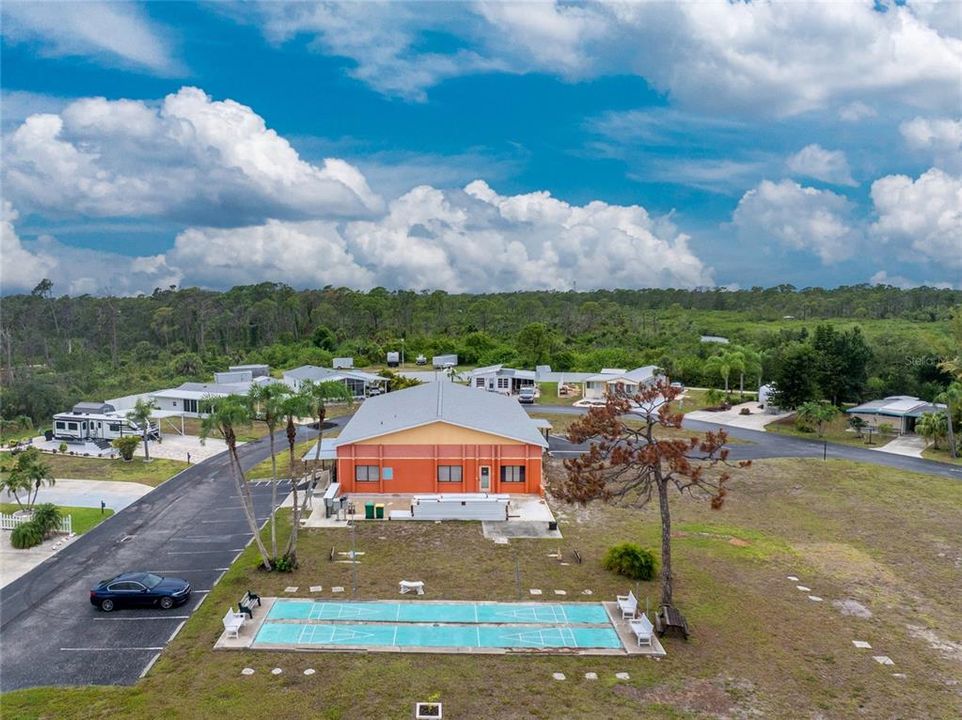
left=916, top=411, right=948, bottom=451
left=739, top=347, right=762, bottom=396
left=1, top=447, right=54, bottom=510
left=303, top=380, right=353, bottom=478
left=201, top=396, right=272, bottom=570
left=705, top=350, right=744, bottom=396
left=247, top=383, right=289, bottom=559
left=126, top=398, right=158, bottom=462
left=935, top=382, right=962, bottom=458
left=280, top=389, right=312, bottom=563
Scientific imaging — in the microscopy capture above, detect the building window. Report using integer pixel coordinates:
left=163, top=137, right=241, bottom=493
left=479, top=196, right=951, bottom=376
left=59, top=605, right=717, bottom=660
left=382, top=467, right=394, bottom=480
left=501, top=465, right=525, bottom=483
left=183, top=398, right=198, bottom=414
left=475, top=378, right=485, bottom=388
left=109, top=424, right=120, bottom=433
left=355, top=465, right=380, bottom=482
left=497, top=377, right=510, bottom=389
left=55, top=421, right=65, bottom=430
left=67, top=422, right=78, bottom=431
left=437, top=465, right=463, bottom=482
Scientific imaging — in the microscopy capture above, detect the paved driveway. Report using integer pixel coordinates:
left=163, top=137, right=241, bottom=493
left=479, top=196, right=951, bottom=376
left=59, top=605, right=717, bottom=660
left=3, top=478, right=155, bottom=512
left=0, top=427, right=315, bottom=691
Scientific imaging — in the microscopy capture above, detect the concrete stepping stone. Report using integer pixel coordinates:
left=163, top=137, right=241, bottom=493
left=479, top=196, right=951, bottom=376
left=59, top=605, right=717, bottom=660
left=493, top=537, right=509, bottom=545
left=581, top=589, right=593, bottom=595
left=585, top=672, right=598, bottom=680
left=796, top=585, right=811, bottom=592
left=873, top=656, right=894, bottom=666
left=284, top=586, right=299, bottom=593
left=303, top=669, right=316, bottom=676
left=808, top=595, right=823, bottom=602
left=241, top=668, right=255, bottom=676
left=552, top=673, right=566, bottom=681
left=271, top=668, right=283, bottom=675
left=331, top=586, right=344, bottom=593
left=554, top=590, right=567, bottom=596
left=559, top=562, right=570, bottom=566
left=892, top=672, right=907, bottom=679
left=615, top=672, right=630, bottom=680
left=529, top=589, right=542, bottom=595
left=853, top=640, right=872, bottom=649
left=309, top=585, right=323, bottom=592
left=787, top=575, right=799, bottom=582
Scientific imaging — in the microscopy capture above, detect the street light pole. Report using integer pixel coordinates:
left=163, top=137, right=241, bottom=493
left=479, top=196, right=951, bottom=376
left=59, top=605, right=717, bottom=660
left=400, top=338, right=405, bottom=367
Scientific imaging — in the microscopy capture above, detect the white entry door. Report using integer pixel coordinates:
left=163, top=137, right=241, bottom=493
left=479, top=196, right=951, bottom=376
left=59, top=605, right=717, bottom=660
left=479, top=465, right=491, bottom=492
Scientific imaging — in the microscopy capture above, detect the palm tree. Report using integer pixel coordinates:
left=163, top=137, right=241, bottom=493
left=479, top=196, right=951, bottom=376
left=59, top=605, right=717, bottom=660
left=935, top=382, right=962, bottom=458
left=279, top=389, right=312, bottom=563
left=916, top=411, right=948, bottom=451
left=247, top=383, right=289, bottom=559
left=201, top=396, right=272, bottom=571
left=303, top=380, right=353, bottom=477
left=126, top=398, right=158, bottom=462
left=0, top=447, right=54, bottom=510
left=739, top=348, right=762, bottom=397
left=705, top=350, right=744, bottom=396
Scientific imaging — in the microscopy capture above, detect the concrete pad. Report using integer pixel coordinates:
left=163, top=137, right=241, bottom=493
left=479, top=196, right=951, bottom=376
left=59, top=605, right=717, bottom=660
left=303, top=669, right=316, bottom=676
left=483, top=520, right=562, bottom=540
left=1, top=530, right=80, bottom=588
left=686, top=402, right=792, bottom=430
left=552, top=673, right=566, bottom=681
left=585, top=672, right=598, bottom=680
left=796, top=585, right=811, bottom=592
left=284, top=586, right=298, bottom=593
left=137, top=433, right=232, bottom=462
left=331, top=586, right=344, bottom=593
left=892, top=672, right=907, bottom=679
left=615, top=672, right=630, bottom=680
left=873, top=656, right=894, bottom=665
left=554, top=590, right=567, bottom=596
left=309, top=585, right=323, bottom=592
left=787, top=575, right=799, bottom=582
left=4, top=478, right=153, bottom=512
left=241, top=668, right=255, bottom=675
left=871, top=434, right=925, bottom=459
left=529, top=589, right=542, bottom=595
left=493, top=537, right=509, bottom=545
left=808, top=595, right=823, bottom=602
left=853, top=641, right=872, bottom=649
left=271, top=668, right=283, bottom=675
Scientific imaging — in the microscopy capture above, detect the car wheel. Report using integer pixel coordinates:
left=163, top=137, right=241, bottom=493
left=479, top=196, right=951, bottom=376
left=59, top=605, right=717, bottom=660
left=159, top=596, right=174, bottom=610
left=100, top=598, right=115, bottom=612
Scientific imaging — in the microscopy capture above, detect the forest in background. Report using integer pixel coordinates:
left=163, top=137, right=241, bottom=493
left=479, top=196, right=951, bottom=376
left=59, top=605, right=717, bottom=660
left=1, top=281, right=959, bottom=427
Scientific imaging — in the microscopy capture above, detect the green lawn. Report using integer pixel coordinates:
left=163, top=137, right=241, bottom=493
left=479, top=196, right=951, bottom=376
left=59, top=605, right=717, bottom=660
left=0, top=503, right=113, bottom=535
left=765, top=413, right=896, bottom=449
left=1, top=454, right=187, bottom=487
left=246, top=438, right=329, bottom=480
left=535, top=382, right=580, bottom=405
left=0, top=425, right=46, bottom=446
left=921, top=446, right=962, bottom=465
left=6, top=456, right=959, bottom=718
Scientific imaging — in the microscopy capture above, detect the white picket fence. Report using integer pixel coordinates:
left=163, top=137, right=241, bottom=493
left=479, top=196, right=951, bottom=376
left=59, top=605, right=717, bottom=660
left=0, top=512, right=72, bottom=534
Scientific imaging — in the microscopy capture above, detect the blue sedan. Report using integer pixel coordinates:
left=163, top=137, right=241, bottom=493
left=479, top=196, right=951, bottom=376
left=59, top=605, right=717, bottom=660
left=90, top=572, right=191, bottom=612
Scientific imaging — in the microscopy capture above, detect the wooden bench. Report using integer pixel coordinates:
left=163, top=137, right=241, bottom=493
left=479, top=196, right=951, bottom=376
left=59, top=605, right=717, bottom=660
left=237, top=590, right=261, bottom=619
left=629, top=614, right=654, bottom=647
left=655, top=604, right=690, bottom=640
left=616, top=590, right=638, bottom=619
left=223, top=607, right=245, bottom=639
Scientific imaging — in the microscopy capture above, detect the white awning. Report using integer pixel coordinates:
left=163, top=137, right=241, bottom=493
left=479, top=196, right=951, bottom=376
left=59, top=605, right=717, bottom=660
left=302, top=438, right=338, bottom=461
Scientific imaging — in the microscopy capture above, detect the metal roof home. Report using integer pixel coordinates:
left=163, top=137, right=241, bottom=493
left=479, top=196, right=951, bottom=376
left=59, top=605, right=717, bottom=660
left=333, top=381, right=548, bottom=448
left=847, top=395, right=947, bottom=434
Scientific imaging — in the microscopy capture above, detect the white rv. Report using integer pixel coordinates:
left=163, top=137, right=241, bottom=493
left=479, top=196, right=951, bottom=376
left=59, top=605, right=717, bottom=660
left=52, top=402, right=159, bottom=444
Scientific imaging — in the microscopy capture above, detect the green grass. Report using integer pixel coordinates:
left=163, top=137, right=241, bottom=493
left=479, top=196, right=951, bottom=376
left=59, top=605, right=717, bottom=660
left=921, top=446, right=962, bottom=465
left=246, top=439, right=324, bottom=480
left=0, top=425, right=46, bottom=445
left=4, top=457, right=961, bottom=719
left=765, top=414, right=896, bottom=448
left=535, top=382, right=580, bottom=405
left=0, top=454, right=187, bottom=487
left=0, top=503, right=113, bottom=535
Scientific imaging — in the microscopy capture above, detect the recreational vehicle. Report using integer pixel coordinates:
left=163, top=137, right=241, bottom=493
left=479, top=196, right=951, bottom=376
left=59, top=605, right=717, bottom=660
left=52, top=402, right=159, bottom=444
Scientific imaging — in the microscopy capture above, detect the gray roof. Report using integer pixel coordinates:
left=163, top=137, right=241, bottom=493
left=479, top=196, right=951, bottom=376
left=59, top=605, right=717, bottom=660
left=284, top=365, right=385, bottom=383
left=466, top=365, right=536, bottom=380
left=71, top=401, right=115, bottom=414
left=848, top=396, right=947, bottom=418
left=334, top=382, right=548, bottom=448
left=585, top=366, right=661, bottom=383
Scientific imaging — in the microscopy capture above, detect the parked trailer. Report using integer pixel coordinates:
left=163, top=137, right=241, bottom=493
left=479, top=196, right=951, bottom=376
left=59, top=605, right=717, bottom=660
left=432, top=354, right=458, bottom=368
left=52, top=402, right=159, bottom=443
left=386, top=351, right=400, bottom=368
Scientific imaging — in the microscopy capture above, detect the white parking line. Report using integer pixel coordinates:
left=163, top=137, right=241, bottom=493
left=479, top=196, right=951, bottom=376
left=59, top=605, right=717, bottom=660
left=178, top=533, right=253, bottom=540
left=168, top=619, right=187, bottom=643
left=140, top=652, right=161, bottom=678
left=149, top=568, right=229, bottom=573
left=166, top=549, right=245, bottom=555
left=93, top=616, right=190, bottom=621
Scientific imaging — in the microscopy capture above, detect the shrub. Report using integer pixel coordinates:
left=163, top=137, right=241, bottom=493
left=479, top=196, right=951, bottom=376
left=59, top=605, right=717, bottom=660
left=31, top=503, right=63, bottom=536
left=58, top=442, right=67, bottom=454
left=602, top=543, right=657, bottom=581
left=112, top=435, right=141, bottom=461
left=11, top=521, right=44, bottom=549
left=878, top=423, right=895, bottom=435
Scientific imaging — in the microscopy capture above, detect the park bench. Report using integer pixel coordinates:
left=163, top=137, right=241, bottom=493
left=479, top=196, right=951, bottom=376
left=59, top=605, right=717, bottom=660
left=616, top=590, right=638, bottom=619
left=629, top=614, right=654, bottom=647
left=399, top=580, right=425, bottom=595
left=237, top=590, right=261, bottom=619
left=222, top=607, right=245, bottom=639
left=655, top=604, right=690, bottom=640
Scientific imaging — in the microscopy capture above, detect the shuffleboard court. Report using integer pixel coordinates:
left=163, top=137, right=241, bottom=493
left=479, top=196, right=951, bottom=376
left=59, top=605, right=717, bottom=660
left=266, top=599, right=611, bottom=625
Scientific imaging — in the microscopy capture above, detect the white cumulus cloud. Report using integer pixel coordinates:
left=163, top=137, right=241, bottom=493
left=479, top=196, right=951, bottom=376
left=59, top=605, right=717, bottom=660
left=899, top=116, right=962, bottom=172
left=870, top=168, right=962, bottom=269
left=787, top=145, right=857, bottom=186
left=3, top=87, right=383, bottom=227
left=732, top=179, right=861, bottom=264
left=1, top=1, right=180, bottom=75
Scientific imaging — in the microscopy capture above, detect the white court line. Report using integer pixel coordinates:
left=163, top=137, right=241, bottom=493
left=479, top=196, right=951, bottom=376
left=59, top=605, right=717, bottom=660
left=476, top=626, right=481, bottom=647
left=391, top=625, right=398, bottom=647
left=93, top=616, right=189, bottom=621
left=61, top=646, right=164, bottom=651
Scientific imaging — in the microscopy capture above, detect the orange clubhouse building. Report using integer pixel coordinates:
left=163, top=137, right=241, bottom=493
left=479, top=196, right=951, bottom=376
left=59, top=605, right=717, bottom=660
left=334, top=382, right=548, bottom=495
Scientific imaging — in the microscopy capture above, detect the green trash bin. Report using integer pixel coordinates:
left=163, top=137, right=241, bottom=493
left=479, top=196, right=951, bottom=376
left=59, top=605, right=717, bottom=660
left=364, top=502, right=375, bottom=520
left=375, top=503, right=385, bottom=519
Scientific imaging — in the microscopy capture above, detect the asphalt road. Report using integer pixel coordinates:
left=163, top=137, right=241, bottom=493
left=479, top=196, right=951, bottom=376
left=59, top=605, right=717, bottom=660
left=0, top=427, right=315, bottom=692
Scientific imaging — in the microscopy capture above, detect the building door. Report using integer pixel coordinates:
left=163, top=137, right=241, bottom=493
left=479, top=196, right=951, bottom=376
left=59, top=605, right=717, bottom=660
left=479, top=466, right=491, bottom=492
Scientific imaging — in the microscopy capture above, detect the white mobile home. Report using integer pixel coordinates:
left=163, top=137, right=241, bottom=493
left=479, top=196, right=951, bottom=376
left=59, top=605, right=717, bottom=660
left=432, top=354, right=458, bottom=368
left=283, top=365, right=387, bottom=398
left=583, top=366, right=663, bottom=401
left=465, top=365, right=536, bottom=395
left=53, top=402, right=159, bottom=444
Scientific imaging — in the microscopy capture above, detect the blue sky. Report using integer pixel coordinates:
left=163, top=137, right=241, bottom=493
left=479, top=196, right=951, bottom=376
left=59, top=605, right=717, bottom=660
left=2, top=1, right=960, bottom=295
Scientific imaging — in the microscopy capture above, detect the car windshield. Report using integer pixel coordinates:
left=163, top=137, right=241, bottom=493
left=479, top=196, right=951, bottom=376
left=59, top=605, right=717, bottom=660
left=142, top=573, right=163, bottom=589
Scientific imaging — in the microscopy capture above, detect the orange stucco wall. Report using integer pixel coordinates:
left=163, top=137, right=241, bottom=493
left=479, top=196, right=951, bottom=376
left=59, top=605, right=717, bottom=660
left=336, top=429, right=544, bottom=495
